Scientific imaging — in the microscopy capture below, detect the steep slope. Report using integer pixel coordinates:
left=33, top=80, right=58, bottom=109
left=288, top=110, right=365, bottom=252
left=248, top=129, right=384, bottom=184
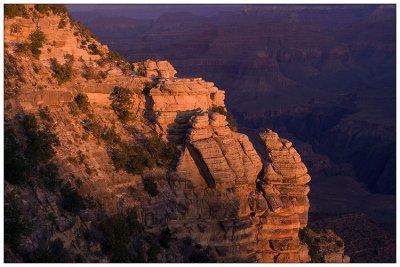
left=4, top=5, right=347, bottom=263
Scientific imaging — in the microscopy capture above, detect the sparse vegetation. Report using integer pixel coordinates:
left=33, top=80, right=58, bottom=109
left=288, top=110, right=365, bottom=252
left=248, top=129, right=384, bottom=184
left=32, top=63, right=40, bottom=74
left=101, top=124, right=121, bottom=144
left=98, top=214, right=135, bottom=263
left=4, top=195, right=32, bottom=249
left=39, top=106, right=54, bottom=123
left=82, top=63, right=98, bottom=80
left=74, top=93, right=90, bottom=113
left=299, top=227, right=325, bottom=263
left=5, top=4, right=27, bottom=18
left=212, top=106, right=237, bottom=130
left=14, top=43, right=30, bottom=54
left=30, top=238, right=71, bottom=263
left=50, top=58, right=72, bottom=84
left=82, top=118, right=102, bottom=139
left=39, top=163, right=60, bottom=191
left=107, top=51, right=125, bottom=63
left=4, top=126, right=28, bottom=185
left=143, top=177, right=159, bottom=196
left=110, top=143, right=149, bottom=174
left=88, top=43, right=102, bottom=56
left=137, top=62, right=147, bottom=77
left=109, top=86, right=133, bottom=123
left=28, top=28, right=46, bottom=57
left=5, top=52, right=25, bottom=88
left=60, top=182, right=86, bottom=214
left=58, top=15, right=67, bottom=28
left=23, top=113, right=60, bottom=165
left=159, top=228, right=172, bottom=248
left=71, top=20, right=98, bottom=41
left=147, top=242, right=160, bottom=263
left=127, top=208, right=143, bottom=233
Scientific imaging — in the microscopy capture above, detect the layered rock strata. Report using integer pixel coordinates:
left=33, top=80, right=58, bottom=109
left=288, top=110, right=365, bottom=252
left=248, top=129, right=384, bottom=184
left=164, top=112, right=311, bottom=262
left=147, top=78, right=225, bottom=142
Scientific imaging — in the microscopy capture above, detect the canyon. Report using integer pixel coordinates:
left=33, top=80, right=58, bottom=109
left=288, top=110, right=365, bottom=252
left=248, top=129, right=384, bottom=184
left=4, top=5, right=355, bottom=263
left=68, top=4, right=396, bottom=262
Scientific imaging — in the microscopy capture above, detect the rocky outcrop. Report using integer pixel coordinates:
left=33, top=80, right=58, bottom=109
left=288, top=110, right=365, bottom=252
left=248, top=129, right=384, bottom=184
left=147, top=78, right=224, bottom=142
left=143, top=59, right=177, bottom=78
left=256, top=129, right=311, bottom=262
left=165, top=116, right=312, bottom=262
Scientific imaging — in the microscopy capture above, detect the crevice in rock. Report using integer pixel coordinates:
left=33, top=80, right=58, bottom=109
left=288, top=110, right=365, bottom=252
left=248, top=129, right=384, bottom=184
left=186, top=143, right=216, bottom=188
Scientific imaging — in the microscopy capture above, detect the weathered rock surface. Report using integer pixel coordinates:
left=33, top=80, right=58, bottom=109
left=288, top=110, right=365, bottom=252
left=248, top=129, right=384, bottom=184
left=147, top=78, right=224, bottom=142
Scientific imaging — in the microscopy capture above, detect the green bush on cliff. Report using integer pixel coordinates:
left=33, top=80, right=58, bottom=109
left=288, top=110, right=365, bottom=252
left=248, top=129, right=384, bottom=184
left=137, top=62, right=147, bottom=77
left=60, top=182, right=85, bottom=214
left=147, top=133, right=177, bottom=164
left=97, top=214, right=133, bottom=263
left=212, top=106, right=237, bottom=131
left=143, top=177, right=159, bottom=196
left=4, top=126, right=28, bottom=185
left=40, top=163, right=60, bottom=191
left=5, top=4, right=28, bottom=18
left=74, top=93, right=90, bottom=113
left=147, top=242, right=160, bottom=263
left=4, top=195, right=32, bottom=249
left=50, top=58, right=72, bottom=84
left=23, top=113, right=60, bottom=165
left=109, top=86, right=133, bottom=123
left=88, top=43, right=102, bottom=56
left=39, top=106, right=54, bottom=123
left=28, top=29, right=46, bottom=56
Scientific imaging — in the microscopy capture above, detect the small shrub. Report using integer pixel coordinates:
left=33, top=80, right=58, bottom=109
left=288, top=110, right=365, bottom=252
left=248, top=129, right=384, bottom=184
left=147, top=242, right=160, bottom=263
left=82, top=118, right=102, bottom=138
left=127, top=208, right=143, bottom=233
left=82, top=64, right=98, bottom=80
left=68, top=102, right=80, bottom=116
left=5, top=4, right=27, bottom=18
left=61, top=182, right=85, bottom=214
left=64, top=53, right=74, bottom=65
left=10, top=23, right=21, bottom=35
left=40, top=163, right=60, bottom=191
left=97, top=214, right=131, bottom=262
left=336, top=240, right=344, bottom=247
left=58, top=16, right=67, bottom=29
left=88, top=43, right=102, bottom=56
left=159, top=228, right=172, bottom=249
left=49, top=5, right=68, bottom=16
left=137, top=62, right=147, bottom=77
left=30, top=238, right=71, bottom=263
left=34, top=4, right=50, bottom=14
left=32, top=63, right=40, bottom=74
left=5, top=126, right=28, bottom=185
left=212, top=106, right=237, bottom=130
left=39, top=106, right=53, bottom=123
left=143, top=177, right=159, bottom=197
left=14, top=43, right=30, bottom=54
left=28, top=29, right=46, bottom=57
left=101, top=125, right=121, bottom=144
left=109, top=86, right=133, bottom=123
left=98, top=70, right=108, bottom=79
left=4, top=195, right=32, bottom=249
left=50, top=58, right=72, bottom=84
left=23, top=113, right=60, bottom=165
left=74, top=93, right=90, bottom=113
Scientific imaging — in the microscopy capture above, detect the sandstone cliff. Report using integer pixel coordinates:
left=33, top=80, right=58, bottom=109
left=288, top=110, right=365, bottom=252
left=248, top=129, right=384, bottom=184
left=4, top=5, right=347, bottom=263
